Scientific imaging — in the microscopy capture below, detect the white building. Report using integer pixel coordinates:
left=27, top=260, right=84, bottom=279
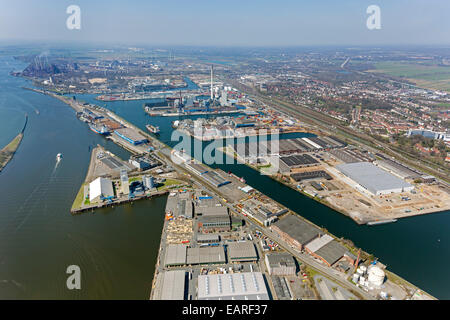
left=197, top=272, right=269, bottom=300
left=89, top=177, right=114, bottom=202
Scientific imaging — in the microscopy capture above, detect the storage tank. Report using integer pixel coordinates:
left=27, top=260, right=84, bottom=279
left=352, top=274, right=360, bottom=283
left=360, top=265, right=367, bottom=274
left=356, top=268, right=364, bottom=275
left=359, top=277, right=366, bottom=286
left=367, top=266, right=385, bottom=286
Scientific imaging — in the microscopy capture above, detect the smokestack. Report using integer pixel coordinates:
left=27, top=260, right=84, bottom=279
left=210, top=65, right=213, bottom=100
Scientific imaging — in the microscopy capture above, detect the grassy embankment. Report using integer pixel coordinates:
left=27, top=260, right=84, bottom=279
left=0, top=133, right=23, bottom=172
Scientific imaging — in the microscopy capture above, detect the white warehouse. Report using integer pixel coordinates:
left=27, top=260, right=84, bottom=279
left=336, top=162, right=414, bottom=195
left=89, top=177, right=114, bottom=202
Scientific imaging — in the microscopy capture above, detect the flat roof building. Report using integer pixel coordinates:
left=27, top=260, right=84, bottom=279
left=197, top=272, right=269, bottom=300
left=311, top=240, right=348, bottom=267
left=198, top=215, right=231, bottom=232
left=89, top=177, right=114, bottom=202
left=186, top=246, right=226, bottom=265
left=227, top=241, right=258, bottom=262
left=197, top=234, right=220, bottom=243
left=114, top=128, right=148, bottom=145
left=271, top=214, right=322, bottom=251
left=159, top=270, right=187, bottom=300
left=336, top=162, right=414, bottom=195
left=265, top=253, right=296, bottom=276
left=164, top=244, right=187, bottom=267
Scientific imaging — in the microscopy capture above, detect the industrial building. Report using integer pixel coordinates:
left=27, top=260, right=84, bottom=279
left=197, top=206, right=228, bottom=217
left=197, top=205, right=231, bottom=232
left=184, top=162, right=231, bottom=187
left=336, top=162, right=414, bottom=195
left=201, top=170, right=231, bottom=188
left=227, top=241, right=258, bottom=262
left=197, top=234, right=220, bottom=244
left=271, top=214, right=322, bottom=251
left=165, top=192, right=193, bottom=219
left=120, top=169, right=129, bottom=195
left=114, top=127, right=148, bottom=145
left=265, top=253, right=296, bottom=276
left=143, top=175, right=155, bottom=189
left=241, top=200, right=287, bottom=226
left=164, top=244, right=226, bottom=266
left=197, top=272, right=269, bottom=300
left=290, top=170, right=332, bottom=182
left=305, top=235, right=348, bottom=267
left=279, top=154, right=319, bottom=173
left=99, top=154, right=132, bottom=173
left=329, top=148, right=374, bottom=163
left=185, top=162, right=209, bottom=175
left=198, top=215, right=231, bottom=232
left=164, top=244, right=188, bottom=267
left=89, top=177, right=114, bottom=202
left=129, top=154, right=159, bottom=171
left=186, top=246, right=226, bottom=265
left=376, top=159, right=421, bottom=180
left=159, top=270, right=187, bottom=300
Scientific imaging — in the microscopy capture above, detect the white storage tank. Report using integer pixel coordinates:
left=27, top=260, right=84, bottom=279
left=359, top=277, right=366, bottom=286
left=368, top=266, right=385, bottom=286
left=356, top=268, right=364, bottom=275
left=360, top=265, right=367, bottom=274
left=352, top=274, right=360, bottom=283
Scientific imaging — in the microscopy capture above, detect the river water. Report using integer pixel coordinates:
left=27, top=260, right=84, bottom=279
left=0, top=54, right=449, bottom=299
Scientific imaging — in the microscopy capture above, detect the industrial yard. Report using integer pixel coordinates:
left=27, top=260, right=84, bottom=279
left=221, top=132, right=450, bottom=224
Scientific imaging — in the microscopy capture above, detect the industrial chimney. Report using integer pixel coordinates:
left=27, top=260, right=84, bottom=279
left=210, top=65, right=214, bottom=101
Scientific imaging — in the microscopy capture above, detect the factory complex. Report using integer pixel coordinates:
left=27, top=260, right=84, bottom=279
left=219, top=129, right=450, bottom=224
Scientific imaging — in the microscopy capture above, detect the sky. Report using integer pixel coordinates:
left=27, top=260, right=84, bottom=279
left=0, top=0, right=449, bottom=47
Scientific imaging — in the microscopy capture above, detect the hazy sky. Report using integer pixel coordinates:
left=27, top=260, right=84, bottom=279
left=0, top=0, right=449, bottom=46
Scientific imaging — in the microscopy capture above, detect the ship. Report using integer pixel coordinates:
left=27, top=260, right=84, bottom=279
left=146, top=124, right=160, bottom=134
left=56, top=153, right=62, bottom=162
left=89, top=123, right=109, bottom=135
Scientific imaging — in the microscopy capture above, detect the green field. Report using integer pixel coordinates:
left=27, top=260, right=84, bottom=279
left=157, top=178, right=182, bottom=191
left=370, top=61, right=450, bottom=92
left=71, top=183, right=87, bottom=211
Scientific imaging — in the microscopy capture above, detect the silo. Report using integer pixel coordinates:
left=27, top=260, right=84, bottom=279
left=367, top=266, right=385, bottom=287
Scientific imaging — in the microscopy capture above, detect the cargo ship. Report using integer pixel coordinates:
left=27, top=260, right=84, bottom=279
left=89, top=123, right=109, bottom=135
left=146, top=124, right=160, bottom=134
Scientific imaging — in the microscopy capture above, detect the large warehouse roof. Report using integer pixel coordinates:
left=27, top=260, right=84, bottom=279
left=313, top=240, right=348, bottom=266
left=160, top=270, right=186, bottom=300
left=273, top=214, right=322, bottom=245
left=197, top=272, right=269, bottom=300
left=336, top=162, right=413, bottom=195
left=227, top=241, right=258, bottom=261
left=186, top=246, right=226, bottom=265
left=164, top=244, right=187, bottom=266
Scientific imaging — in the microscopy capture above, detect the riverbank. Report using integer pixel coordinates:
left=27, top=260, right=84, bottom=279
left=0, top=133, right=23, bottom=172
left=0, top=114, right=27, bottom=172
left=31, top=86, right=436, bottom=300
